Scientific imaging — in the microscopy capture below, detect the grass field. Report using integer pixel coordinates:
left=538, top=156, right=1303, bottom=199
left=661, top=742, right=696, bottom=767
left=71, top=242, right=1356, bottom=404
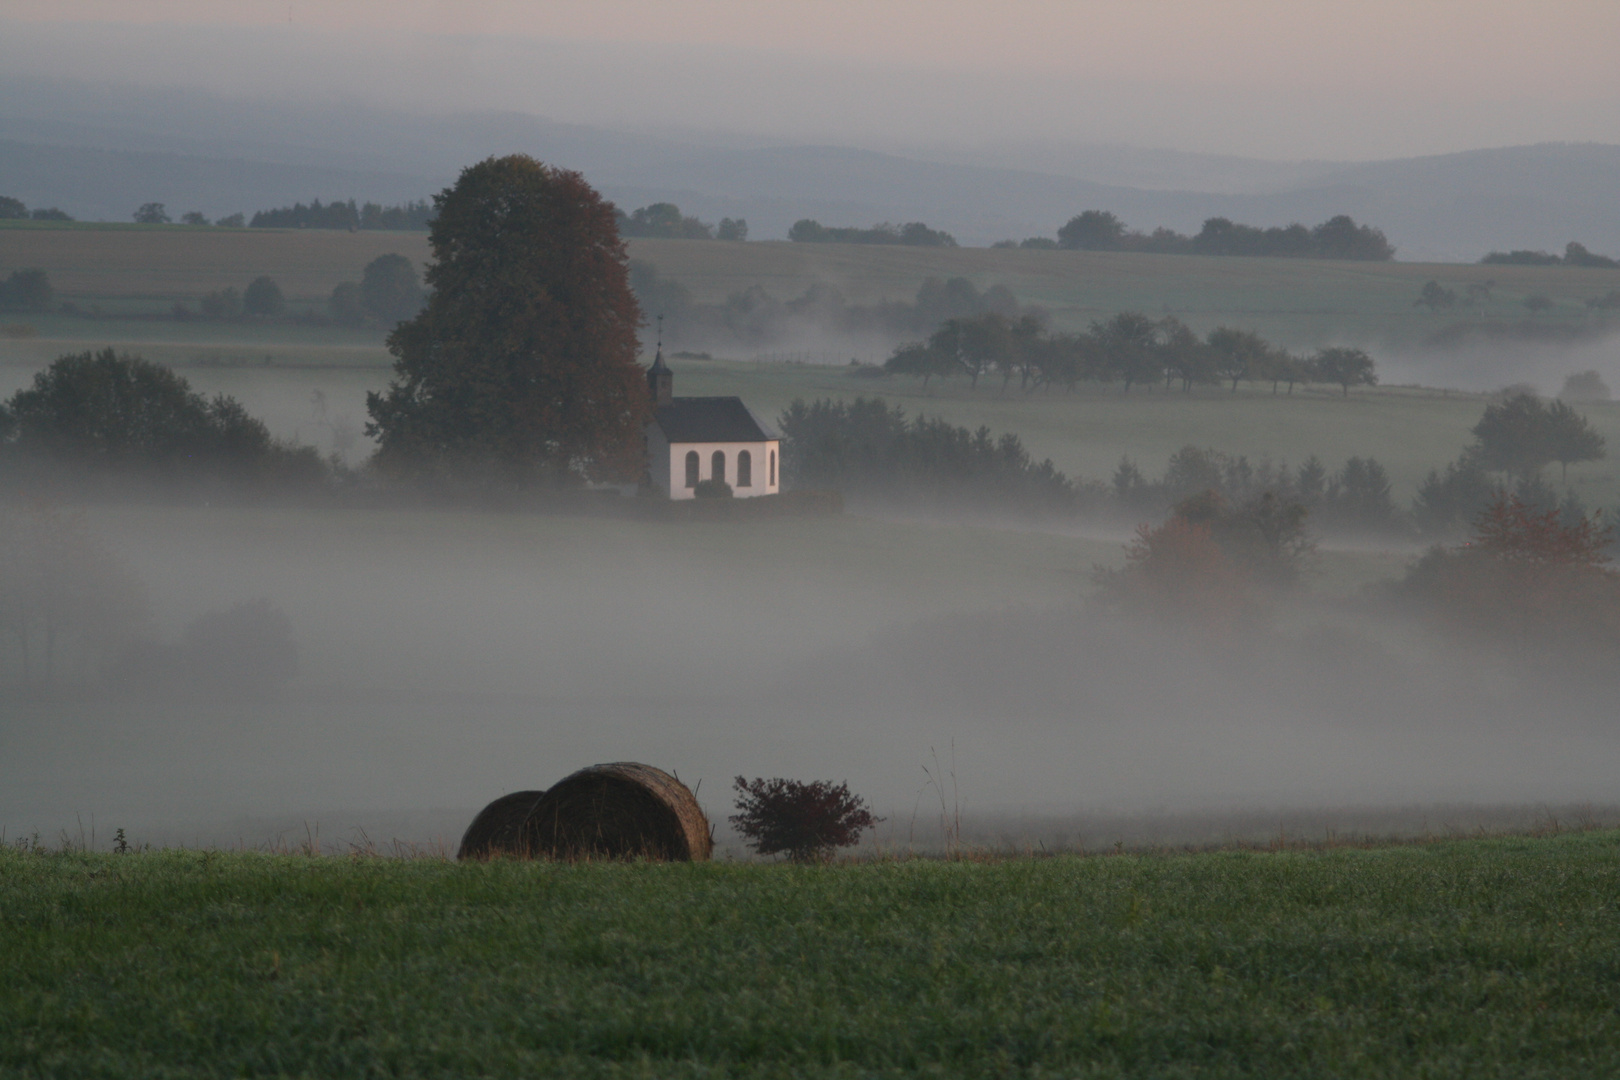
left=6, top=831, right=1620, bottom=1078
left=4, top=222, right=1619, bottom=348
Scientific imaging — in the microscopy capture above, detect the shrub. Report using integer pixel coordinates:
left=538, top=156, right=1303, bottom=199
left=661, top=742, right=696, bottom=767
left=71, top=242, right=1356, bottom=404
left=730, top=777, right=881, bottom=862
left=199, top=287, right=242, bottom=318
left=0, top=269, right=54, bottom=312
left=1397, top=494, right=1620, bottom=650
left=693, top=478, right=733, bottom=498
left=1560, top=371, right=1611, bottom=403
left=243, top=276, right=285, bottom=317
left=328, top=281, right=365, bottom=325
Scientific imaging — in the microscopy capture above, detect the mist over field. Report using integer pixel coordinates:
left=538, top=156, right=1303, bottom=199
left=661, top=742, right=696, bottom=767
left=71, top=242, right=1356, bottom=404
left=3, top=2, right=1619, bottom=862
left=4, top=496, right=1616, bottom=855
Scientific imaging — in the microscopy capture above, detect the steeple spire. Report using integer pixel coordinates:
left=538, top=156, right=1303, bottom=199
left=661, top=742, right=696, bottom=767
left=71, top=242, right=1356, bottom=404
left=647, top=314, right=673, bottom=407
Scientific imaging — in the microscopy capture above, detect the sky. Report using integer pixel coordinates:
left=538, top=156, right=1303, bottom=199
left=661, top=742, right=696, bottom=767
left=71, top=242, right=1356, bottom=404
left=3, top=1, right=1619, bottom=160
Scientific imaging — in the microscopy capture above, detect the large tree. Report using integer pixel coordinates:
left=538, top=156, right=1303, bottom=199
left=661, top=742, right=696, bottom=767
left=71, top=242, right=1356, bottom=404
left=365, top=156, right=649, bottom=483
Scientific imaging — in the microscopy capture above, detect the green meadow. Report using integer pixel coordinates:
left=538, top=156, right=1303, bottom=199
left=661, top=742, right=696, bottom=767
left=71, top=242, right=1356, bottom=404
left=6, top=831, right=1620, bottom=1078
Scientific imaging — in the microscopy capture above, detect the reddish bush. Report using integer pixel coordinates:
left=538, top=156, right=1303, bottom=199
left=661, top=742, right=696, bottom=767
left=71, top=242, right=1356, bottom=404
left=1092, top=493, right=1276, bottom=627
left=730, top=777, right=881, bottom=862
left=1400, top=494, right=1620, bottom=647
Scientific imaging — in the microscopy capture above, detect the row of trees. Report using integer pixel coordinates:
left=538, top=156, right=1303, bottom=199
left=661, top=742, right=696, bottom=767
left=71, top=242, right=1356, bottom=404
left=190, top=277, right=286, bottom=319
left=788, top=220, right=957, bottom=247
left=243, top=199, right=435, bottom=231
left=1013, top=212, right=1394, bottom=260
left=1413, top=279, right=1596, bottom=316
left=133, top=204, right=248, bottom=227
left=1482, top=242, right=1618, bottom=269
left=0, top=196, right=73, bottom=222
left=885, top=312, right=1378, bottom=397
left=615, top=203, right=747, bottom=241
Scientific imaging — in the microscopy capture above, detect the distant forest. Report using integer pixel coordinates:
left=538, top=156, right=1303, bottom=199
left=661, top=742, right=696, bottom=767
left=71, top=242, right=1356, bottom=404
left=789, top=220, right=958, bottom=247
left=249, top=199, right=434, bottom=231
left=999, top=211, right=1395, bottom=260
left=616, top=203, right=748, bottom=241
left=1482, top=242, right=1619, bottom=269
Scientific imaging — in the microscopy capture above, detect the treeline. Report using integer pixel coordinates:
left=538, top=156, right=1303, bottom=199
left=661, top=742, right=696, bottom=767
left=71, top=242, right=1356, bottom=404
left=0, top=349, right=327, bottom=492
left=0, top=196, right=73, bottom=221
left=249, top=199, right=434, bottom=231
left=1481, top=242, right=1619, bottom=269
left=778, top=397, right=1079, bottom=513
left=789, top=220, right=957, bottom=247
left=776, top=396, right=1408, bottom=532
left=632, top=263, right=1026, bottom=349
left=885, top=312, right=1378, bottom=396
left=999, top=211, right=1394, bottom=261
left=777, top=392, right=1611, bottom=540
left=616, top=203, right=747, bottom=241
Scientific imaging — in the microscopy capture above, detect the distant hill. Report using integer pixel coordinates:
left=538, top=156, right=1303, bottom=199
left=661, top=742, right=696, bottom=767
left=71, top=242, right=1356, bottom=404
left=1, top=78, right=1617, bottom=261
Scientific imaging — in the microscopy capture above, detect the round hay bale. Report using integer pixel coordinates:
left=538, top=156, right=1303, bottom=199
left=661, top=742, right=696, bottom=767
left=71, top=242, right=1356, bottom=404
left=522, top=762, right=712, bottom=861
left=456, top=789, right=546, bottom=860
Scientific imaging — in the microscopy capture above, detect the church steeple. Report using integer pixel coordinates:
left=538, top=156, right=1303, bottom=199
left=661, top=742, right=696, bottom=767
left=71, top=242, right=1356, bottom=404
left=647, top=315, right=673, bottom=408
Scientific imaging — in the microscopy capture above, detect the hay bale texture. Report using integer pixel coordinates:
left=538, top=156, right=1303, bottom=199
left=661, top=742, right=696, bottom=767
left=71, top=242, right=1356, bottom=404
left=457, top=763, right=712, bottom=862
left=456, top=789, right=545, bottom=860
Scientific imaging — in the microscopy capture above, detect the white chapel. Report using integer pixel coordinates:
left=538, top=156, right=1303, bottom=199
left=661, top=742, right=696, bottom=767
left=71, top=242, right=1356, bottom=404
left=643, top=351, right=781, bottom=499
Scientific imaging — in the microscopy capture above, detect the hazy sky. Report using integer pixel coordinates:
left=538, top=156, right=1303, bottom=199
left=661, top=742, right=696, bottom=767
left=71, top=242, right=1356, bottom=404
left=5, top=1, right=1620, bottom=159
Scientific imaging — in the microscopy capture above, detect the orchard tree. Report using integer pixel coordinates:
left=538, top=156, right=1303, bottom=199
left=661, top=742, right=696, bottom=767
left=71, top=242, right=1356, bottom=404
left=1092, top=311, right=1160, bottom=392
left=242, top=276, right=284, bottom=317
left=359, top=253, right=424, bottom=325
left=1546, top=399, right=1606, bottom=481
left=1469, top=392, right=1603, bottom=482
left=1206, top=326, right=1268, bottom=393
left=1312, top=346, right=1377, bottom=396
left=1057, top=210, right=1126, bottom=250
left=365, top=155, right=649, bottom=483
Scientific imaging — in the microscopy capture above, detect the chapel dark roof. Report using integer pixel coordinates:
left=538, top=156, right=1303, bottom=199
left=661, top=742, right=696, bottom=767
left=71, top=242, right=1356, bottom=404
left=651, top=397, right=775, bottom=443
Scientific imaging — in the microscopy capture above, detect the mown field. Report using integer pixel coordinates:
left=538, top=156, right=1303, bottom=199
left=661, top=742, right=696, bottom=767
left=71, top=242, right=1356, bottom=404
left=4, top=222, right=1618, bottom=347
left=6, top=832, right=1620, bottom=1078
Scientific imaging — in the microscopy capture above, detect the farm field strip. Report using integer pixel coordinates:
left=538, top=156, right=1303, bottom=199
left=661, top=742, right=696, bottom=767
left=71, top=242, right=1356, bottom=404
left=6, top=831, right=1620, bottom=1077
left=5, top=225, right=1618, bottom=346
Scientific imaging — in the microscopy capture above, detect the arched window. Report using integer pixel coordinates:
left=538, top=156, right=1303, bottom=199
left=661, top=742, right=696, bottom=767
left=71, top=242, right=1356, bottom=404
left=712, top=449, right=726, bottom=484
left=684, top=450, right=699, bottom=488
left=769, top=449, right=776, bottom=487
left=737, top=449, right=752, bottom=487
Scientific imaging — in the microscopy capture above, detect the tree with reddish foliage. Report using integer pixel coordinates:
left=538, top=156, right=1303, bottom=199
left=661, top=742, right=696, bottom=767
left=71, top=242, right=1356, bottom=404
left=1471, top=495, right=1612, bottom=569
left=1092, top=489, right=1310, bottom=627
left=730, top=777, right=881, bottom=862
left=1401, top=494, right=1620, bottom=648
left=366, top=155, right=649, bottom=484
